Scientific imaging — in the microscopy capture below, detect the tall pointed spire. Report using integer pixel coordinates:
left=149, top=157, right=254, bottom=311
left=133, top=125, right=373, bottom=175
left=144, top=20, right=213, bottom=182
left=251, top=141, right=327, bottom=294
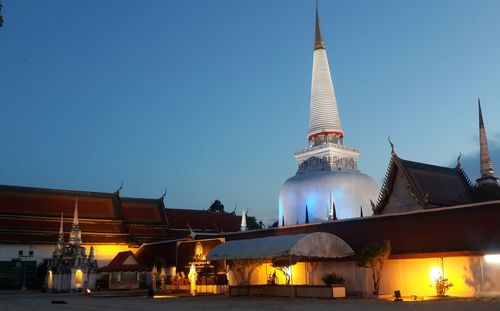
left=59, top=211, right=64, bottom=235
left=305, top=205, right=310, bottom=223
left=68, top=198, right=82, bottom=246
left=240, top=209, right=247, bottom=231
left=308, top=2, right=343, bottom=146
left=477, top=99, right=498, bottom=185
left=73, top=198, right=79, bottom=225
left=57, top=211, right=65, bottom=249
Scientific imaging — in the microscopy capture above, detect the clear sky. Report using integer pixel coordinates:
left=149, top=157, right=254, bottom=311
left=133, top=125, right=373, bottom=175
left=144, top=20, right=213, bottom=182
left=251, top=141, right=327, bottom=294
left=1, top=0, right=499, bottom=225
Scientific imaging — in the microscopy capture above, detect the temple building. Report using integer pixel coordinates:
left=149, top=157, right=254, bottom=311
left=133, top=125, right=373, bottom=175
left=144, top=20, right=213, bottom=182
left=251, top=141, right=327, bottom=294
left=372, top=148, right=474, bottom=215
left=279, top=6, right=379, bottom=225
left=46, top=200, right=97, bottom=291
left=0, top=184, right=241, bottom=289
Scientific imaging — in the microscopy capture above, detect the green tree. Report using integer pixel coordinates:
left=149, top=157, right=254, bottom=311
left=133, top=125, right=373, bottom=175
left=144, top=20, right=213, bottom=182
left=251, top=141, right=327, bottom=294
left=208, top=200, right=225, bottom=213
left=356, top=240, right=391, bottom=295
left=246, top=216, right=264, bottom=230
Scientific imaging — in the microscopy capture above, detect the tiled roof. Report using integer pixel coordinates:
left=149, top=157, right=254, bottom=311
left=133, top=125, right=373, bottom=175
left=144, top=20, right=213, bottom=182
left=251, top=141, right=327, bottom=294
left=374, top=154, right=474, bottom=212
left=0, top=184, right=170, bottom=244
left=164, top=209, right=241, bottom=233
left=97, top=251, right=148, bottom=272
left=120, top=198, right=166, bottom=224
left=0, top=184, right=242, bottom=248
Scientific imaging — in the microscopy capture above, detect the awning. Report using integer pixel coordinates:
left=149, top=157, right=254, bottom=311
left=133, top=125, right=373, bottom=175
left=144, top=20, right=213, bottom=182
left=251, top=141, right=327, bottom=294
left=206, top=232, right=354, bottom=261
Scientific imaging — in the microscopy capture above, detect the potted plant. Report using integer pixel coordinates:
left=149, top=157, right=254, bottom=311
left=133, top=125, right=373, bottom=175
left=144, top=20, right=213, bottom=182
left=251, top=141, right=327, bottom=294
left=322, top=272, right=346, bottom=298
left=434, top=276, right=453, bottom=296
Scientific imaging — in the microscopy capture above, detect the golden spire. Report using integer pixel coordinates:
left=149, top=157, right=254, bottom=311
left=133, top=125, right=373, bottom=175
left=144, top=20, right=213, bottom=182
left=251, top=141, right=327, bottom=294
left=314, top=1, right=325, bottom=50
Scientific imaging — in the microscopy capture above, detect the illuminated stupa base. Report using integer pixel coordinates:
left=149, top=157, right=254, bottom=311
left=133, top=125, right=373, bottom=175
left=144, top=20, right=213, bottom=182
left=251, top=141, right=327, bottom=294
left=279, top=167, right=379, bottom=225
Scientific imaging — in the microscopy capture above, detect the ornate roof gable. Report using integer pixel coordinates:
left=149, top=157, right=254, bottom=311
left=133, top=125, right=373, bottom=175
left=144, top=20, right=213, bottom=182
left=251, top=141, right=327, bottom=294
left=373, top=152, right=474, bottom=214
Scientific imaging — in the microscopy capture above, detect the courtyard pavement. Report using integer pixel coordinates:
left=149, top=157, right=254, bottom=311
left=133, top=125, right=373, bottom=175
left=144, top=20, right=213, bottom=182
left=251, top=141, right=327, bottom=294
left=1, top=291, right=500, bottom=311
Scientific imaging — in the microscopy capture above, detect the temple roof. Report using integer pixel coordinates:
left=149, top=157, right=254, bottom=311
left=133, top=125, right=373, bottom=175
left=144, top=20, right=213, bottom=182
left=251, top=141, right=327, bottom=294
left=373, top=153, right=474, bottom=213
left=164, top=208, right=241, bottom=233
left=97, top=251, right=147, bottom=272
left=0, top=184, right=240, bottom=245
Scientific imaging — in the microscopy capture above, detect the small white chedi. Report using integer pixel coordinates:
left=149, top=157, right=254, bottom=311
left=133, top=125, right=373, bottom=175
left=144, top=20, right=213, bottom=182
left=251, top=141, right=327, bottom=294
left=279, top=7, right=379, bottom=226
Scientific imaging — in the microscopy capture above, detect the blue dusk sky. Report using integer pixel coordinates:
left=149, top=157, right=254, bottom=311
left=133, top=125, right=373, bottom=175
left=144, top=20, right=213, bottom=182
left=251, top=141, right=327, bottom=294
left=1, top=0, right=499, bottom=224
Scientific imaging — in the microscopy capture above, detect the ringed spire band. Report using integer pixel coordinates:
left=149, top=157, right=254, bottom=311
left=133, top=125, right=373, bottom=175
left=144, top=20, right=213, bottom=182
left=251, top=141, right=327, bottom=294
left=308, top=3, right=343, bottom=146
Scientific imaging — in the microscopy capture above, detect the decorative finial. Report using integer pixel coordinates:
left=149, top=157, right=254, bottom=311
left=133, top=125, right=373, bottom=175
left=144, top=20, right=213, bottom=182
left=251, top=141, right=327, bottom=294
left=456, top=152, right=462, bottom=168
left=115, top=181, right=123, bottom=194
left=388, top=136, right=395, bottom=154
left=160, top=187, right=167, bottom=200
left=187, top=222, right=196, bottom=239
left=314, top=0, right=325, bottom=50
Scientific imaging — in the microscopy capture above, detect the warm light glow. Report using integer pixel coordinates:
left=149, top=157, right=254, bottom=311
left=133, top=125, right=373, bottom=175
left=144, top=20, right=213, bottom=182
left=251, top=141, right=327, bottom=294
left=484, top=254, right=500, bottom=264
left=84, top=244, right=137, bottom=261
left=75, top=269, right=83, bottom=288
left=48, top=270, right=53, bottom=289
left=153, top=295, right=177, bottom=299
left=429, top=267, right=442, bottom=284
left=188, top=263, right=198, bottom=296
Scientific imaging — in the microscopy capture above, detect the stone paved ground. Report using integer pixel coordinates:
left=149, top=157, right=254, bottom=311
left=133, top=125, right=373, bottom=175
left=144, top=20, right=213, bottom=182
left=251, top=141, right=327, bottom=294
left=1, top=291, right=500, bottom=311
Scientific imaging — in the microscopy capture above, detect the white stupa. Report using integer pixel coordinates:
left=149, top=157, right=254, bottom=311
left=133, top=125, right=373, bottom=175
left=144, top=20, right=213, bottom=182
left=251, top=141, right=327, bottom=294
left=278, top=5, right=379, bottom=226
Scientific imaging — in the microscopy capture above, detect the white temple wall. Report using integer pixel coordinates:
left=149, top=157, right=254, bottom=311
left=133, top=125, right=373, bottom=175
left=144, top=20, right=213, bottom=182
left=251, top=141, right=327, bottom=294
left=0, top=244, right=54, bottom=264
left=0, top=243, right=136, bottom=267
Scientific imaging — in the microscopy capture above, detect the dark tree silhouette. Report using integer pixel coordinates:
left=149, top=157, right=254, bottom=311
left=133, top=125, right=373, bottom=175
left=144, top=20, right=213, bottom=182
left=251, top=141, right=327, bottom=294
left=0, top=2, right=4, bottom=28
left=208, top=200, right=225, bottom=213
left=246, top=216, right=264, bottom=230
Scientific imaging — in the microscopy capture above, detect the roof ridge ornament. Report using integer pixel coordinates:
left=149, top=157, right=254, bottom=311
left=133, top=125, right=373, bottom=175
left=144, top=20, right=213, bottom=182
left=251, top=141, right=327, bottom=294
left=115, top=181, right=123, bottom=195
left=456, top=152, right=462, bottom=169
left=160, top=188, right=167, bottom=200
left=388, top=136, right=395, bottom=155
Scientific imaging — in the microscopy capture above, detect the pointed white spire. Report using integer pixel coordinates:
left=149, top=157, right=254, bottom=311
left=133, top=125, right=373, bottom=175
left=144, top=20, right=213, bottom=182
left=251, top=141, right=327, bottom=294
left=69, top=198, right=82, bottom=246
left=73, top=198, right=79, bottom=225
left=328, top=188, right=334, bottom=220
left=308, top=3, right=343, bottom=146
left=57, top=211, right=65, bottom=249
left=240, top=209, right=247, bottom=231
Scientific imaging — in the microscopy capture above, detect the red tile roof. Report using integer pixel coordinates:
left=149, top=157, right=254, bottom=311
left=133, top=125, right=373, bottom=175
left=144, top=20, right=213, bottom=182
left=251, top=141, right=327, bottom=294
left=164, top=208, right=241, bottom=233
left=97, top=251, right=148, bottom=272
left=0, top=185, right=242, bottom=248
left=121, top=198, right=166, bottom=223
